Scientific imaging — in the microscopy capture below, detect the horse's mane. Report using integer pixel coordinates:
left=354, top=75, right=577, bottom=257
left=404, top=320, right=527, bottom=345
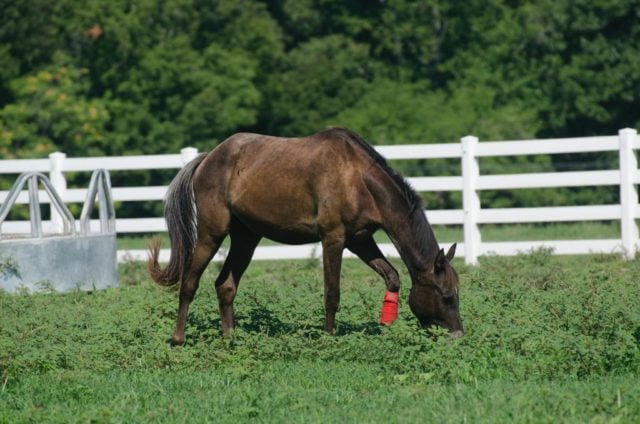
left=316, top=127, right=440, bottom=261
left=318, top=127, right=423, bottom=214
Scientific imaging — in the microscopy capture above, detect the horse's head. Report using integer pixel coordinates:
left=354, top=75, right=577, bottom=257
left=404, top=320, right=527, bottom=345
left=408, top=243, right=463, bottom=338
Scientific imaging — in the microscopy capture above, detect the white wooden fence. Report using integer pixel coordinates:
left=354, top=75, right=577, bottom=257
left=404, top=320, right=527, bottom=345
left=1, top=129, right=639, bottom=265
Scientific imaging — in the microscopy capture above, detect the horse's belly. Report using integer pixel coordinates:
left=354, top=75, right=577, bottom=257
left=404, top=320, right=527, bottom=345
left=230, top=192, right=320, bottom=244
left=234, top=211, right=320, bottom=244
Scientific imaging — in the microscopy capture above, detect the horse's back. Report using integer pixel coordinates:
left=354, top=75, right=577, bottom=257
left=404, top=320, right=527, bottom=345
left=194, top=130, right=381, bottom=242
left=212, top=129, right=370, bottom=190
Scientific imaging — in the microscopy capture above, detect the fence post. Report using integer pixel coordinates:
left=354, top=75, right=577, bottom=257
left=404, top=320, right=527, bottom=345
left=619, top=128, right=639, bottom=259
left=49, top=152, right=67, bottom=233
left=180, top=147, right=199, bottom=165
left=462, top=135, right=481, bottom=265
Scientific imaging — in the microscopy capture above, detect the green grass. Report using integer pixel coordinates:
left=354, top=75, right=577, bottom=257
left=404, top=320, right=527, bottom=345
left=2, top=252, right=640, bottom=422
left=433, top=221, right=621, bottom=243
left=4, top=369, right=638, bottom=423
left=117, top=221, right=623, bottom=250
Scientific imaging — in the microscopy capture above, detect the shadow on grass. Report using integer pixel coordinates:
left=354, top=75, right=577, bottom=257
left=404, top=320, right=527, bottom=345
left=187, top=305, right=382, bottom=341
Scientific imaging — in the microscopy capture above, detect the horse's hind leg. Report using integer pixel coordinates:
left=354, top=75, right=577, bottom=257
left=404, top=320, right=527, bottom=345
left=172, top=232, right=225, bottom=346
left=347, top=237, right=400, bottom=292
left=214, top=221, right=261, bottom=336
left=321, top=230, right=346, bottom=333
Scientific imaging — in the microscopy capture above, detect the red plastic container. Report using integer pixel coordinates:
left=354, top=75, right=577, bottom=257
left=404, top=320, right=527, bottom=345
left=379, top=290, right=399, bottom=325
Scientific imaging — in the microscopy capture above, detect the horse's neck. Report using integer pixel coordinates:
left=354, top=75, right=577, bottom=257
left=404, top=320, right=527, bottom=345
left=383, top=207, right=439, bottom=277
left=362, top=163, right=439, bottom=276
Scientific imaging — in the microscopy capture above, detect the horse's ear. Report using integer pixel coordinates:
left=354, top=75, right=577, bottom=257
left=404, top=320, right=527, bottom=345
left=446, top=243, right=457, bottom=261
left=435, top=248, right=446, bottom=272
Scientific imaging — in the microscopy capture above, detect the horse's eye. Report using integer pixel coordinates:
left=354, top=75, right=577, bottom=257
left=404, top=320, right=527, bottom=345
left=443, top=295, right=456, bottom=305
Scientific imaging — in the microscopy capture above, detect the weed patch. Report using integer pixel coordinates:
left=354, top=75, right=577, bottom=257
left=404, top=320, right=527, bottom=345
left=1, top=253, right=639, bottom=421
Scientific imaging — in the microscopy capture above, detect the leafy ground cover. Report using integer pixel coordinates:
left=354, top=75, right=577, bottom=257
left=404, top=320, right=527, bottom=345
left=1, top=251, right=639, bottom=422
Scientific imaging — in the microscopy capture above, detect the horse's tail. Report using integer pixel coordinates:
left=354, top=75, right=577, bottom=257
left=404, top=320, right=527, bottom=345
left=148, top=153, right=208, bottom=286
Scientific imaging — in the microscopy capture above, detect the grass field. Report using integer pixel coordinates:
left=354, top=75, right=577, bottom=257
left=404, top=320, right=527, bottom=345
left=116, top=221, right=624, bottom=250
left=2, top=250, right=640, bottom=422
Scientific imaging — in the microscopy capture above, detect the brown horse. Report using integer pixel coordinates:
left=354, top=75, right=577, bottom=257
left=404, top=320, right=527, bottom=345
left=148, top=128, right=463, bottom=345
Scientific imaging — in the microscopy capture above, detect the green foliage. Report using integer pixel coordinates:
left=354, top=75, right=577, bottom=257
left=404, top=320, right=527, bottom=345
left=1, top=0, right=639, bottom=211
left=334, top=79, right=542, bottom=145
left=265, top=34, right=372, bottom=135
left=0, top=62, right=109, bottom=158
left=0, top=255, right=639, bottom=421
left=436, top=0, right=640, bottom=135
left=113, top=36, right=261, bottom=152
left=0, top=254, right=21, bottom=280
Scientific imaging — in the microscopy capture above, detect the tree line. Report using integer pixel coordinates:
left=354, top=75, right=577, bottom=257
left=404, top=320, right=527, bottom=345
left=1, top=0, right=638, bottom=212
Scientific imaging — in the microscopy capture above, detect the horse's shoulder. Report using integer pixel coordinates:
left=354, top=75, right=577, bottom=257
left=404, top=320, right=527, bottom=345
left=306, top=128, right=367, bottom=160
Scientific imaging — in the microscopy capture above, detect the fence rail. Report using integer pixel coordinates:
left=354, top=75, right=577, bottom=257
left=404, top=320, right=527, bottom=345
left=1, top=129, right=638, bottom=264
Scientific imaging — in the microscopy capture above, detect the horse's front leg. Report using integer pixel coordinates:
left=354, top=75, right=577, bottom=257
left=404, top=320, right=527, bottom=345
left=321, top=233, right=345, bottom=333
left=347, top=237, right=400, bottom=293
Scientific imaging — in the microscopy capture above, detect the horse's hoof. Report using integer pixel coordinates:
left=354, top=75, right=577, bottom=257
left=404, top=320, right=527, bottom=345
left=449, top=330, right=464, bottom=340
left=169, top=335, right=185, bottom=346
